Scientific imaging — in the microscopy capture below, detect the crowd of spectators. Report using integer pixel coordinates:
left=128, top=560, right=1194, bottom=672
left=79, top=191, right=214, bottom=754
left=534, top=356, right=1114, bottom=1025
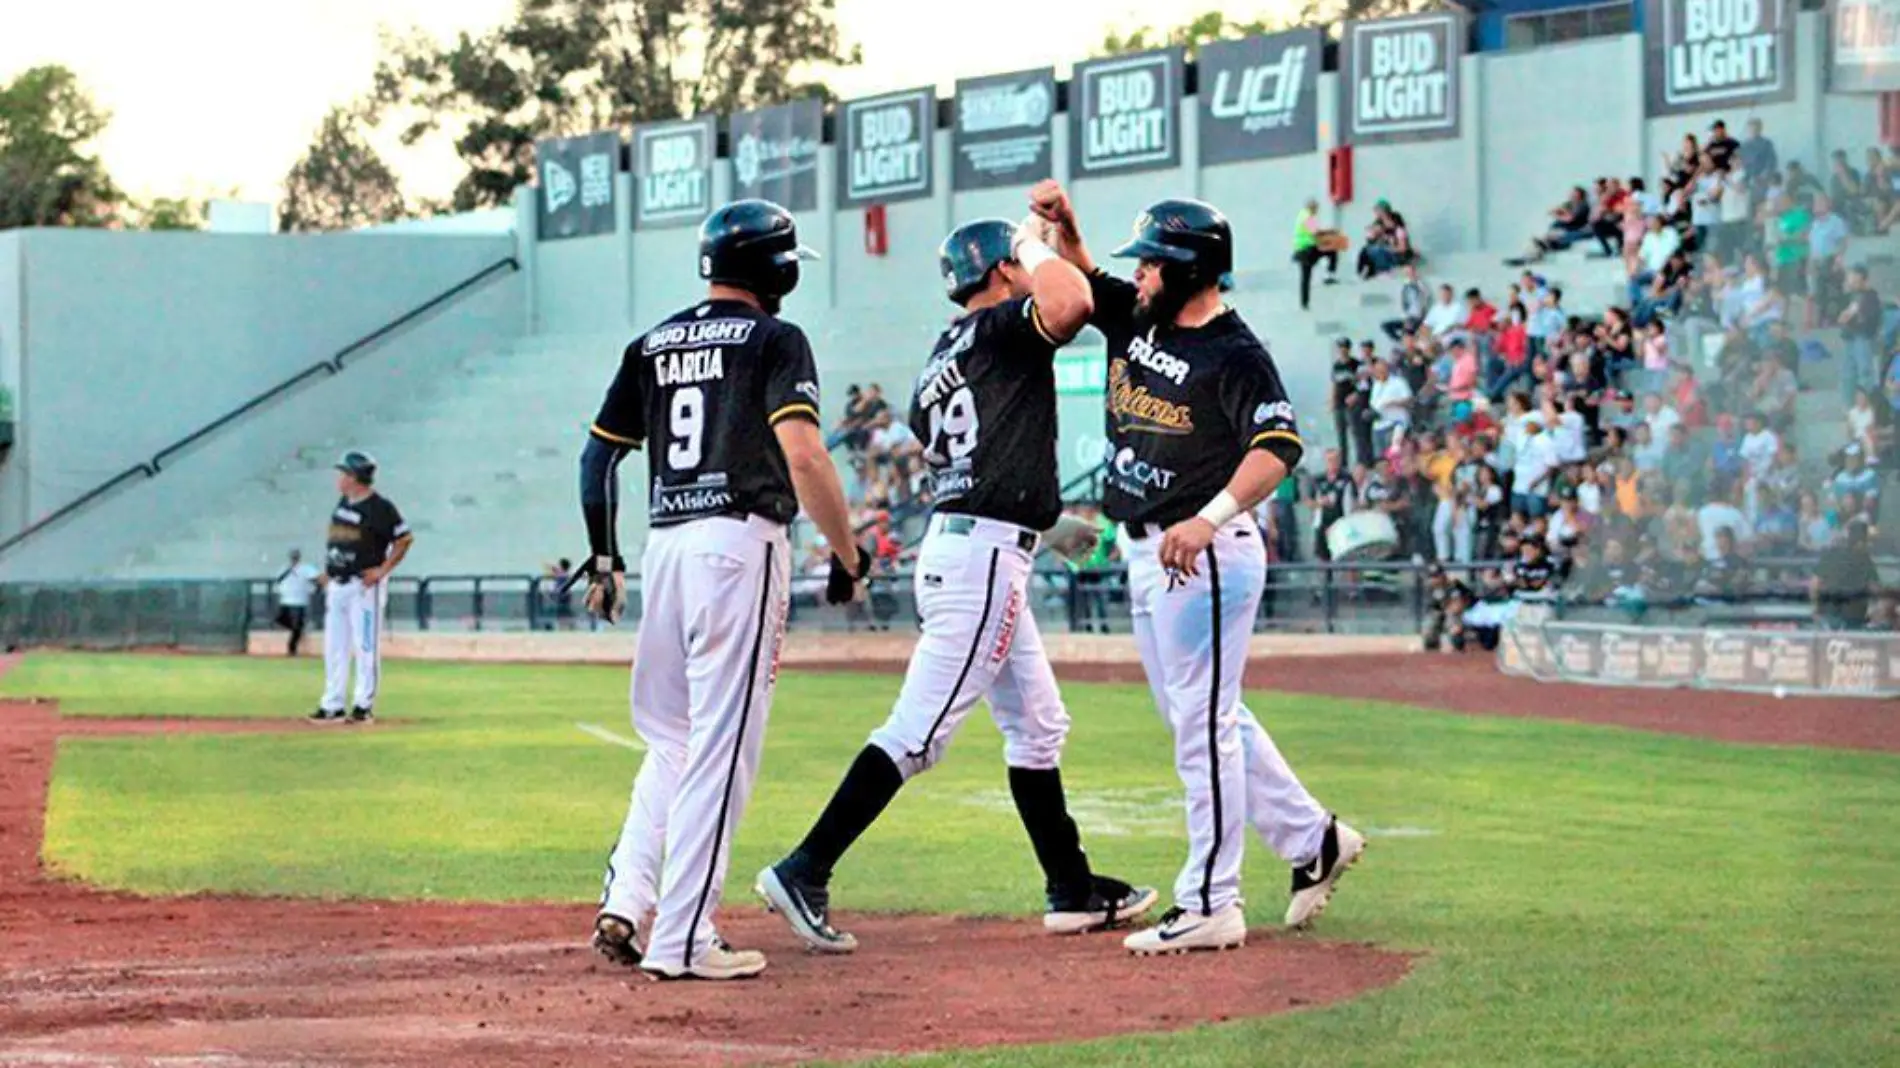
left=1302, top=117, right=1898, bottom=642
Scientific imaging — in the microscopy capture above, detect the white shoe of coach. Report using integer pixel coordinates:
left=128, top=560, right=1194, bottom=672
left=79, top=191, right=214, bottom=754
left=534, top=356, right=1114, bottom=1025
left=1122, top=902, right=1247, bottom=955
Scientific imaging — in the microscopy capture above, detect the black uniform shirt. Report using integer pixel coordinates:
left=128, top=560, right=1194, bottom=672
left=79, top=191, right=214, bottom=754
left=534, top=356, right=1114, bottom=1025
left=591, top=299, right=820, bottom=528
left=1330, top=353, right=1358, bottom=408
left=1088, top=271, right=1305, bottom=526
left=909, top=296, right=1064, bottom=531
left=325, top=493, right=409, bottom=580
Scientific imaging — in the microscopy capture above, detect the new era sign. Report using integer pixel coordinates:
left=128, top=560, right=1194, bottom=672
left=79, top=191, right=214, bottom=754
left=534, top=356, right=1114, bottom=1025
left=535, top=130, right=619, bottom=241
left=1069, top=48, right=1183, bottom=178
left=952, top=68, right=1055, bottom=191
left=1198, top=29, right=1321, bottom=166
left=839, top=87, right=935, bottom=207
left=633, top=116, right=714, bottom=229
left=1339, top=12, right=1465, bottom=145
left=1645, top=0, right=1795, bottom=115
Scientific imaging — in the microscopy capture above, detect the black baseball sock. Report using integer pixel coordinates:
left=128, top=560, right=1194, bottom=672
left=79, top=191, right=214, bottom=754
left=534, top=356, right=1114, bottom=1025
left=1008, top=765, right=1093, bottom=903
left=784, top=745, right=904, bottom=884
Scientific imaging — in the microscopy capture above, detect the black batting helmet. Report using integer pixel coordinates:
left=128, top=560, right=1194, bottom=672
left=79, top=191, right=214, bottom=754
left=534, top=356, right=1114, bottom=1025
left=335, top=451, right=377, bottom=485
left=698, top=199, right=819, bottom=300
left=939, top=219, right=1017, bottom=305
left=1111, top=198, right=1234, bottom=291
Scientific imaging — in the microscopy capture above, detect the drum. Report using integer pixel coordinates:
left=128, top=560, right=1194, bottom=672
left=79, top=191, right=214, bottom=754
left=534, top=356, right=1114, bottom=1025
left=1325, top=511, right=1400, bottom=562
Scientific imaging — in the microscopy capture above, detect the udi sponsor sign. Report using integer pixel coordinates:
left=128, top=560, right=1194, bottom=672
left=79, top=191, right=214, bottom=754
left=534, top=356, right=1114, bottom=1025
left=1069, top=48, right=1183, bottom=177
left=839, top=87, right=935, bottom=207
left=1645, top=0, right=1795, bottom=115
left=1197, top=30, right=1320, bottom=165
left=1339, top=13, right=1464, bottom=145
left=633, top=116, right=714, bottom=229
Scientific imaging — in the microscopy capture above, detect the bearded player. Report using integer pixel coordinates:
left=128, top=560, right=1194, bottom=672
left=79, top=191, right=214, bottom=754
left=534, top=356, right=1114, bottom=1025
left=1029, top=180, right=1366, bottom=955
left=754, top=217, right=1158, bottom=953
left=584, top=199, right=868, bottom=980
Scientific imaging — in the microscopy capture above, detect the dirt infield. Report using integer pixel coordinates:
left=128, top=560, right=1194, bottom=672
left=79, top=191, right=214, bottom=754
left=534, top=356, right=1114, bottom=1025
left=0, top=698, right=1410, bottom=1067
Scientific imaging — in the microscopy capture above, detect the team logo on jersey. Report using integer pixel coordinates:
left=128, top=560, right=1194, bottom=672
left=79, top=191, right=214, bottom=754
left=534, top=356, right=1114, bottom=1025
left=1108, top=359, right=1194, bottom=435
left=989, top=586, right=1022, bottom=665
left=795, top=380, right=821, bottom=403
left=1254, top=400, right=1295, bottom=426
left=1126, top=334, right=1190, bottom=384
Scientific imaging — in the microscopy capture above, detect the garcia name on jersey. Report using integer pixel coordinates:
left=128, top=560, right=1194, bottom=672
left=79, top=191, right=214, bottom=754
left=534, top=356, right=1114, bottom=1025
left=590, top=299, right=821, bottom=528
left=1087, top=271, right=1305, bottom=527
left=908, top=295, right=1065, bottom=532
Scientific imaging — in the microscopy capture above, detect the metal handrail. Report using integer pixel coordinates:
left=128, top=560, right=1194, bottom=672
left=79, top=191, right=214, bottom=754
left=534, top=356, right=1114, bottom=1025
left=0, top=257, right=520, bottom=558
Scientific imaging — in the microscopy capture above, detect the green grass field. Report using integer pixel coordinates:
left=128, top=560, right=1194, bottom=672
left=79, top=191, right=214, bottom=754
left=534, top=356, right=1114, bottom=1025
left=7, top=652, right=1899, bottom=1067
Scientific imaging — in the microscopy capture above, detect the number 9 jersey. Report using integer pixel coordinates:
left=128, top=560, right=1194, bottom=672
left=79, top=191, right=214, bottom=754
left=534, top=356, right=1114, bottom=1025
left=590, top=299, right=823, bottom=528
left=909, top=296, right=1064, bottom=532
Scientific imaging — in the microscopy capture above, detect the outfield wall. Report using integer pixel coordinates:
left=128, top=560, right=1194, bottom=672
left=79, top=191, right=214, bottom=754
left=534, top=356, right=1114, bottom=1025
left=0, top=231, right=521, bottom=549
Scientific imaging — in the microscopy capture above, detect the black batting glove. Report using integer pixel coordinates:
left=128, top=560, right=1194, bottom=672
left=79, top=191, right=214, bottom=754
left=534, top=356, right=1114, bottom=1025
left=825, top=543, right=873, bottom=605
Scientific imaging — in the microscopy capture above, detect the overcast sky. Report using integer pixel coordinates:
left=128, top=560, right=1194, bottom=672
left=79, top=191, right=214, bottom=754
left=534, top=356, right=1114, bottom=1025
left=0, top=0, right=1294, bottom=204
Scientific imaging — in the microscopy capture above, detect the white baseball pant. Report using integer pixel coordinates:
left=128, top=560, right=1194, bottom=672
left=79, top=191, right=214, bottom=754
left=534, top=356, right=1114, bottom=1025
left=1124, top=515, right=1330, bottom=916
left=600, top=514, right=791, bottom=972
left=867, top=514, right=1070, bottom=781
left=320, top=577, right=386, bottom=712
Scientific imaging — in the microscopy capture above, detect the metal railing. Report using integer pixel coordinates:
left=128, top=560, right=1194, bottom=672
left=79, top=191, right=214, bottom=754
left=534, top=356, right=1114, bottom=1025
left=242, top=555, right=1883, bottom=637
left=0, top=257, right=521, bottom=558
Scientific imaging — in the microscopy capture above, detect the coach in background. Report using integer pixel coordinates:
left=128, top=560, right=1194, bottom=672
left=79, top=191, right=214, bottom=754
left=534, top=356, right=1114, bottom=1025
left=309, top=452, right=412, bottom=725
left=274, top=548, right=319, bottom=656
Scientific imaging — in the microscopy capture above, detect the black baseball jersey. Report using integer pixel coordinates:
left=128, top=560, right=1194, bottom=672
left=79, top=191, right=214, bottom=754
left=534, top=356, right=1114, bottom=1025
left=325, top=493, right=409, bottom=580
left=1309, top=472, right=1354, bottom=526
left=908, top=296, right=1063, bottom=531
left=591, top=299, right=820, bottom=528
left=1329, top=354, right=1357, bottom=408
left=1088, top=271, right=1304, bottom=526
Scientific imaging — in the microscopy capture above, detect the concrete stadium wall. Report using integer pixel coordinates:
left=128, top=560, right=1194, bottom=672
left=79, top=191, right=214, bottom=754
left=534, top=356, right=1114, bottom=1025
left=525, top=13, right=1880, bottom=439
left=0, top=233, right=24, bottom=539
left=0, top=269, right=524, bottom=581
left=2, top=231, right=518, bottom=544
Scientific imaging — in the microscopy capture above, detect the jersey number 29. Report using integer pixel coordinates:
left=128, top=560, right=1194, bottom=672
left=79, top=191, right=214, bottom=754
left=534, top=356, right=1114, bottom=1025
left=923, top=386, right=979, bottom=465
left=666, top=386, right=704, bottom=470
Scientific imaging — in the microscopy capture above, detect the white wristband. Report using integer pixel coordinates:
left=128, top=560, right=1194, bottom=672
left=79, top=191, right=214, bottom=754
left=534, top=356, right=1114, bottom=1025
left=1197, top=491, right=1242, bottom=528
left=1016, top=237, right=1058, bottom=273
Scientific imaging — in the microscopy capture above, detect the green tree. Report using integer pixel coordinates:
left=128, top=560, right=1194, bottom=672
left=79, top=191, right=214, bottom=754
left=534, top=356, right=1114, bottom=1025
left=136, top=196, right=208, bottom=231
left=1098, top=0, right=1441, bottom=56
left=372, top=0, right=859, bottom=211
left=278, top=105, right=409, bottom=232
left=0, top=65, right=121, bottom=230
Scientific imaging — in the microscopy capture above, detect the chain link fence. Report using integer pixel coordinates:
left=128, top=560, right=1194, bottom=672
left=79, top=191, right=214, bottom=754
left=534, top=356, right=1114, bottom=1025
left=0, top=580, right=254, bottom=652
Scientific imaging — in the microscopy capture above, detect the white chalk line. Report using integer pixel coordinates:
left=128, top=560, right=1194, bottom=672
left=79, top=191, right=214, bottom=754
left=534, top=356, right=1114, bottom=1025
left=575, top=722, right=645, bottom=751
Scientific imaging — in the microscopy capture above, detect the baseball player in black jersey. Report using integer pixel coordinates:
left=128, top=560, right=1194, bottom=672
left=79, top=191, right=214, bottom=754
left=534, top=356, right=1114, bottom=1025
left=1029, top=181, right=1366, bottom=954
left=309, top=451, right=412, bottom=725
left=584, top=199, right=868, bottom=981
left=754, top=217, right=1158, bottom=954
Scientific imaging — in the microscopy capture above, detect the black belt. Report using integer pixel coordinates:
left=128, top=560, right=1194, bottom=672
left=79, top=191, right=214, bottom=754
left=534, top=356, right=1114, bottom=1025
left=939, top=514, right=1037, bottom=553
left=1123, top=514, right=1194, bottom=540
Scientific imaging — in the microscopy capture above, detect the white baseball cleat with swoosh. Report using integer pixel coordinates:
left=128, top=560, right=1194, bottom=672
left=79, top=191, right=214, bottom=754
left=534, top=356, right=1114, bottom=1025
left=1122, top=902, right=1247, bottom=955
left=1286, top=816, right=1366, bottom=929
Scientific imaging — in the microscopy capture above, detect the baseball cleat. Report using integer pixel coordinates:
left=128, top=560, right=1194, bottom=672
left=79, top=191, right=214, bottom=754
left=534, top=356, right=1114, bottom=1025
left=1123, top=903, right=1248, bottom=955
left=308, top=707, right=346, bottom=724
left=755, top=863, right=858, bottom=954
left=1045, top=876, right=1160, bottom=934
left=590, top=912, right=645, bottom=968
left=640, top=938, right=767, bottom=981
left=1285, top=816, right=1366, bottom=929
left=348, top=706, right=375, bottom=725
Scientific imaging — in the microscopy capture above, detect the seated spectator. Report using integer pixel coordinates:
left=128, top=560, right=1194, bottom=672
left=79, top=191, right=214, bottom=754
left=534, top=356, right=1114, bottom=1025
left=1640, top=319, right=1670, bottom=375
left=865, top=410, right=923, bottom=498
left=1464, top=288, right=1499, bottom=335
left=1382, top=263, right=1429, bottom=341
left=1849, top=387, right=1882, bottom=458
left=1720, top=253, right=1769, bottom=329
left=1831, top=444, right=1881, bottom=514
left=1694, top=527, right=1750, bottom=600
left=1739, top=118, right=1779, bottom=196
left=1659, top=423, right=1703, bottom=500
left=1829, top=150, right=1872, bottom=233
left=1739, top=411, right=1779, bottom=482
left=1445, top=340, right=1480, bottom=405
left=1741, top=282, right=1787, bottom=345
left=1813, top=519, right=1878, bottom=628
left=1708, top=414, right=1745, bottom=488
left=1643, top=392, right=1682, bottom=441
left=1528, top=288, right=1567, bottom=358
left=1591, top=177, right=1631, bottom=258
left=1697, top=484, right=1753, bottom=561
left=1770, top=192, right=1811, bottom=301
left=1754, top=487, right=1799, bottom=555
left=1358, top=199, right=1414, bottom=278
left=1629, top=421, right=1666, bottom=474
left=1634, top=248, right=1694, bottom=326
left=1871, top=145, right=1900, bottom=233
left=1628, top=215, right=1683, bottom=306
left=1759, top=318, right=1800, bottom=375
left=1422, top=284, right=1465, bottom=339
left=1662, top=132, right=1703, bottom=200
left=1798, top=488, right=1835, bottom=552
left=1755, top=439, right=1803, bottom=520
left=1522, top=186, right=1592, bottom=262
left=1422, top=564, right=1472, bottom=651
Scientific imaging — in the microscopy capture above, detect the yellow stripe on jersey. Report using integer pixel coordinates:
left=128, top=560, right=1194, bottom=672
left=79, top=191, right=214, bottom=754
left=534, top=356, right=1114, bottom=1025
left=590, top=423, right=644, bottom=448
left=1249, top=429, right=1304, bottom=449
left=1029, top=301, right=1061, bottom=346
left=769, top=402, right=821, bottom=425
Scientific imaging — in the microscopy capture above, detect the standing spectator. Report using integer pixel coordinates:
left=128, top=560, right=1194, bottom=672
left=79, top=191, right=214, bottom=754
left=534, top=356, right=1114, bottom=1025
left=1849, top=387, right=1882, bottom=458
left=1770, top=192, right=1811, bottom=303
left=1304, top=448, right=1356, bottom=561
left=1697, top=484, right=1753, bottom=561
left=1446, top=339, right=1480, bottom=406
left=1628, top=215, right=1682, bottom=305
left=1383, top=263, right=1429, bottom=340
left=1691, top=156, right=1725, bottom=250
left=1805, top=194, right=1851, bottom=321
left=1293, top=197, right=1338, bottom=310
left=1837, top=265, right=1884, bottom=407
left=543, top=557, right=576, bottom=630
left=1369, top=357, right=1414, bottom=456
left=274, top=548, right=320, bottom=656
left=1738, top=118, right=1779, bottom=196
left=1631, top=422, right=1668, bottom=474
left=1813, top=520, right=1878, bottom=628
left=1829, top=150, right=1871, bottom=233
left=1528, top=288, right=1567, bottom=358
left=1488, top=302, right=1532, bottom=399
left=1706, top=119, right=1741, bottom=172
left=1642, top=393, right=1682, bottom=442
left=1423, top=284, right=1466, bottom=339
left=1328, top=338, right=1361, bottom=463
left=1715, top=158, right=1755, bottom=261
left=1512, top=413, right=1559, bottom=517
